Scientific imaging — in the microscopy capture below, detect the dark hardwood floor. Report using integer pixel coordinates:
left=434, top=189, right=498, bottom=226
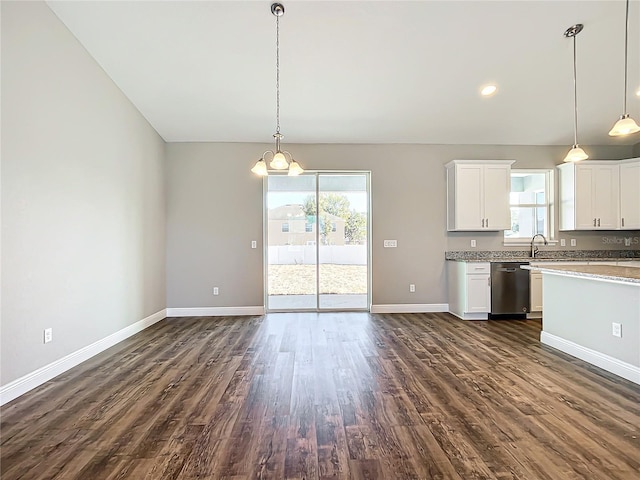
left=2, top=312, right=639, bottom=479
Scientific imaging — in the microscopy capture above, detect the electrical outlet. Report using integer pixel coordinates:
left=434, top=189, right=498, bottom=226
left=560, top=239, right=566, bottom=247
left=409, top=284, right=416, bottom=293
left=570, top=239, right=577, bottom=247
left=471, top=239, right=476, bottom=248
left=612, top=323, right=622, bottom=338
left=213, top=287, right=219, bottom=295
left=251, top=240, right=257, bottom=249
left=44, top=328, right=52, bottom=344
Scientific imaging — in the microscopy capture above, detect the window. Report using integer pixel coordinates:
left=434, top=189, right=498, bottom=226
left=305, top=223, right=313, bottom=232
left=504, top=170, right=554, bottom=241
left=281, top=222, right=289, bottom=233
left=331, top=222, right=337, bottom=232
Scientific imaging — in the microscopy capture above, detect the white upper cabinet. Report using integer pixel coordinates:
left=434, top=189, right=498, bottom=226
left=619, top=159, right=640, bottom=230
left=446, top=160, right=513, bottom=231
left=558, top=161, right=620, bottom=230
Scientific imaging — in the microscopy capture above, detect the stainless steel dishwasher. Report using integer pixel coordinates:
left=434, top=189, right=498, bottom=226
left=490, top=262, right=530, bottom=317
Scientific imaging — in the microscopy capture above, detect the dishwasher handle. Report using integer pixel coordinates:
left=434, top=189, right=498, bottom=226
left=496, top=267, right=519, bottom=273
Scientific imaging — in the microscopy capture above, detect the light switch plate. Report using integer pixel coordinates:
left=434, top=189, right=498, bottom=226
left=383, top=240, right=397, bottom=248
left=570, top=239, right=577, bottom=247
left=560, top=239, right=566, bottom=247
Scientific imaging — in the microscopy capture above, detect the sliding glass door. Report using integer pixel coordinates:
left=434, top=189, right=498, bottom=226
left=265, top=172, right=370, bottom=311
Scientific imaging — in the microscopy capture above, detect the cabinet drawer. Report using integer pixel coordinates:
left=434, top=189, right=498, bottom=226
left=466, top=262, right=491, bottom=274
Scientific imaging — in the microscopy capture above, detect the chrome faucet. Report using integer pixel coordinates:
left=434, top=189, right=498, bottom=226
left=530, top=234, right=548, bottom=258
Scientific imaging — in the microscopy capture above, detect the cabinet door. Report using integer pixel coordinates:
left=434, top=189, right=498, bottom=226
left=530, top=272, right=543, bottom=312
left=466, top=274, right=491, bottom=313
left=575, top=165, right=596, bottom=229
left=593, top=165, right=619, bottom=229
left=455, top=164, right=484, bottom=230
left=620, top=161, right=640, bottom=229
left=483, top=164, right=511, bottom=230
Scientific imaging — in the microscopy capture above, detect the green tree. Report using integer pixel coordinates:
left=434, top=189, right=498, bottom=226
left=303, top=193, right=353, bottom=245
left=345, top=210, right=367, bottom=244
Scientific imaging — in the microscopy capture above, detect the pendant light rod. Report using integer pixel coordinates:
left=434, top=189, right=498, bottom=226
left=622, top=0, right=630, bottom=115
left=571, top=31, right=578, bottom=146
left=563, top=24, right=588, bottom=163
left=565, top=24, right=583, bottom=147
left=274, top=3, right=282, bottom=135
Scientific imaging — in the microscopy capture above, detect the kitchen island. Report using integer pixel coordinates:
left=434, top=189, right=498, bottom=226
left=527, top=264, right=640, bottom=385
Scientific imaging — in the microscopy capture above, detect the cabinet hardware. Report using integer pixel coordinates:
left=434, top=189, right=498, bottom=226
left=597, top=218, right=600, bottom=227
left=593, top=218, right=597, bottom=227
left=486, top=218, right=489, bottom=228
left=481, top=218, right=485, bottom=228
left=622, top=217, right=625, bottom=227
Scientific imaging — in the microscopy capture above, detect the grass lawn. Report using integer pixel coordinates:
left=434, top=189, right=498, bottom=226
left=268, top=264, right=367, bottom=295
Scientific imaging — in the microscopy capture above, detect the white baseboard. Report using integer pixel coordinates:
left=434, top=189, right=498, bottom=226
left=166, top=306, right=265, bottom=317
left=0, top=309, right=167, bottom=406
left=447, top=311, right=489, bottom=321
left=541, top=331, right=640, bottom=385
left=370, top=303, right=449, bottom=314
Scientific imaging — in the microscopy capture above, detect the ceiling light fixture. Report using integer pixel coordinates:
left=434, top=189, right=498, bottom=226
left=609, top=0, right=640, bottom=136
left=251, top=3, right=303, bottom=177
left=563, top=24, right=588, bottom=163
left=481, top=85, right=497, bottom=96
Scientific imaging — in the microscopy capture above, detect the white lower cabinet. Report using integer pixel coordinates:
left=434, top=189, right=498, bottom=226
left=530, top=272, right=543, bottom=313
left=447, top=261, right=491, bottom=320
left=467, top=273, right=491, bottom=313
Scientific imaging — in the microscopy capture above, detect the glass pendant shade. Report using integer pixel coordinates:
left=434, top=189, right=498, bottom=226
left=270, top=151, right=289, bottom=169
left=563, top=145, right=589, bottom=163
left=287, top=159, right=304, bottom=176
left=251, top=158, right=268, bottom=176
left=608, top=115, right=640, bottom=136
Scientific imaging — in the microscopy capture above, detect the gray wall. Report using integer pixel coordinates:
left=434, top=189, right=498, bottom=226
left=542, top=273, right=639, bottom=369
left=1, top=1, right=166, bottom=385
left=634, top=142, right=640, bottom=157
left=166, top=143, right=638, bottom=310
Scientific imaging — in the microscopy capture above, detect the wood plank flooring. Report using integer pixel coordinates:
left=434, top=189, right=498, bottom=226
left=2, top=312, right=639, bottom=479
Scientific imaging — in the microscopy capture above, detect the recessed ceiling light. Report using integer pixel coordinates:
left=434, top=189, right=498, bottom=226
left=636, top=87, right=640, bottom=97
left=481, top=85, right=497, bottom=96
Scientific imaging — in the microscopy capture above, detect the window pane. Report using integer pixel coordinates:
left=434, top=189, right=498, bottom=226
left=506, top=170, right=552, bottom=241
left=510, top=173, right=546, bottom=205
left=505, top=207, right=546, bottom=238
left=510, top=191, right=538, bottom=205
left=536, top=206, right=547, bottom=235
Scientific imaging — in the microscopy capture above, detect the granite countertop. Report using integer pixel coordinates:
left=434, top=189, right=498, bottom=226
left=445, top=250, right=640, bottom=263
left=447, top=257, right=635, bottom=263
left=522, top=264, right=640, bottom=284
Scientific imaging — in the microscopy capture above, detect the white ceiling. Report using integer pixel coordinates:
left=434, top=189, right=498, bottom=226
left=46, top=0, right=640, bottom=147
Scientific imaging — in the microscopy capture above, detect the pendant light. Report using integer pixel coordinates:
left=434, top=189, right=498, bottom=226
left=251, top=3, right=304, bottom=177
left=609, top=0, right=640, bottom=136
left=563, top=24, right=588, bottom=163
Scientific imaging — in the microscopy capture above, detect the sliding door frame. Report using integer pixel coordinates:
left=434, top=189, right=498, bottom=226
left=263, top=170, right=371, bottom=313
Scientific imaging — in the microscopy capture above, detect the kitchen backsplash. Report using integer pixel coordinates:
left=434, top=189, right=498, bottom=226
left=445, top=249, right=640, bottom=260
